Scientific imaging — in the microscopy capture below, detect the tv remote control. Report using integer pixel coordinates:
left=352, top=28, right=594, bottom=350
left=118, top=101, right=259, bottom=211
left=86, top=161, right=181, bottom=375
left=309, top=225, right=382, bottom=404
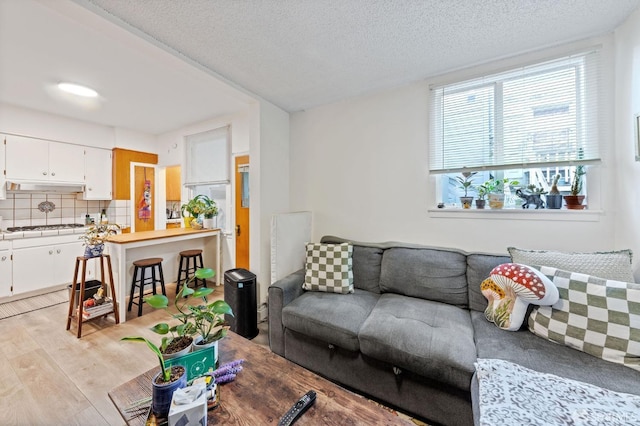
left=278, top=390, right=316, bottom=426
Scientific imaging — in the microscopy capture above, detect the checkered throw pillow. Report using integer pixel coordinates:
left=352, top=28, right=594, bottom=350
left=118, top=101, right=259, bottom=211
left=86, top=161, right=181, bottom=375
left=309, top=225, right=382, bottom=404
left=303, top=242, right=354, bottom=294
left=528, top=266, right=640, bottom=371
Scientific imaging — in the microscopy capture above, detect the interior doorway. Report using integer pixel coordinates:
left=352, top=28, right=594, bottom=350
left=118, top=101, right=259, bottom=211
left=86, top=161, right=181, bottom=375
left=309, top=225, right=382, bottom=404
left=235, top=155, right=250, bottom=269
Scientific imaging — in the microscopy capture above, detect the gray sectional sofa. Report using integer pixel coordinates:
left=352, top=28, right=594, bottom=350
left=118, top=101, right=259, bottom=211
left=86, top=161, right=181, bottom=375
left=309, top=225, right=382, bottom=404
left=268, top=236, right=640, bottom=425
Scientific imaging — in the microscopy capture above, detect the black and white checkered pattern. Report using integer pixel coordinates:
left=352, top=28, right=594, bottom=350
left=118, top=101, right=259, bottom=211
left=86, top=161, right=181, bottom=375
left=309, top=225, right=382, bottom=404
left=303, top=242, right=354, bottom=294
left=528, top=266, right=640, bottom=371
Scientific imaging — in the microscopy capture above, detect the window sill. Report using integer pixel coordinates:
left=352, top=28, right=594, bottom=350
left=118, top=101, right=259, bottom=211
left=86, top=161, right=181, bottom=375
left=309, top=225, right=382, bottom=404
left=428, top=207, right=602, bottom=222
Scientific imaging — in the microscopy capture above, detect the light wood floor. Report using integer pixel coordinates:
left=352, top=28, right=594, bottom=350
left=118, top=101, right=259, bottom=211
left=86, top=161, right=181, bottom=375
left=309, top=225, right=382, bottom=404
left=0, top=283, right=268, bottom=426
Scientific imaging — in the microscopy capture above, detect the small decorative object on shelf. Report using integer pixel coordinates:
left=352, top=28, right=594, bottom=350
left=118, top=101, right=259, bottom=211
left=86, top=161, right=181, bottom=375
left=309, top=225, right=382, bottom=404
left=80, top=223, right=120, bottom=258
left=515, top=184, right=546, bottom=209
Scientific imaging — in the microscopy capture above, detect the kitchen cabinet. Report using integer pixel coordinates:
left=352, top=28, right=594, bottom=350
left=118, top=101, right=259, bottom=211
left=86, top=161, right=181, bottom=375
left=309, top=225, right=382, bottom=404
left=5, top=134, right=84, bottom=183
left=166, top=165, right=181, bottom=201
left=112, top=148, right=158, bottom=200
left=0, top=242, right=11, bottom=298
left=81, top=147, right=112, bottom=200
left=12, top=235, right=91, bottom=296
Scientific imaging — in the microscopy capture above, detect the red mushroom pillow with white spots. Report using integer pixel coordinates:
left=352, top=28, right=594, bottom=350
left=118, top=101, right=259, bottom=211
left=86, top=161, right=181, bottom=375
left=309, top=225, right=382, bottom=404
left=481, top=263, right=559, bottom=331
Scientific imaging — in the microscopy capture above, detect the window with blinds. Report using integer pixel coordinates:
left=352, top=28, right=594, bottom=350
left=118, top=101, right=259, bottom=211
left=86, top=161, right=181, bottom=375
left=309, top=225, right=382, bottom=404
left=184, top=126, right=230, bottom=186
left=429, top=49, right=602, bottom=208
left=429, top=50, right=601, bottom=174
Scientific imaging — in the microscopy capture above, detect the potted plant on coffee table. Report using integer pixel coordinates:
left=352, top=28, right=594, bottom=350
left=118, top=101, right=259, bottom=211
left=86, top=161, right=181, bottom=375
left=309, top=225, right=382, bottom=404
left=79, top=223, right=120, bottom=258
left=455, top=171, right=476, bottom=209
left=120, top=336, right=187, bottom=418
left=187, top=269, right=233, bottom=359
left=563, top=165, right=586, bottom=209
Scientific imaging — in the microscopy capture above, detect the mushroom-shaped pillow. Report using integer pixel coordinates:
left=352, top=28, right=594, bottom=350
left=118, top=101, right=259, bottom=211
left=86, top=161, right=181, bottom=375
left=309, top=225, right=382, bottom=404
left=482, top=263, right=558, bottom=331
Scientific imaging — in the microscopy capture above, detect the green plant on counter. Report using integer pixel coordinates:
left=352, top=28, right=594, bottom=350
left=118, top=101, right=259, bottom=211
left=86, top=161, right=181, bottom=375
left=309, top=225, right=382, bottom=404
left=181, top=194, right=218, bottom=219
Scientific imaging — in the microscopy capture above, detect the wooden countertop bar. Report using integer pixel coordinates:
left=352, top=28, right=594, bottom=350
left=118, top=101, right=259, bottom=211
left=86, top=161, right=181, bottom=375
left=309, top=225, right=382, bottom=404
left=105, top=227, right=221, bottom=323
left=107, top=228, right=219, bottom=244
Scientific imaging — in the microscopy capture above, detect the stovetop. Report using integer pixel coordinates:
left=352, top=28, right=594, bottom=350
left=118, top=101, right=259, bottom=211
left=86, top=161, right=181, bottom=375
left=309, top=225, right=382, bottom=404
left=6, top=223, right=85, bottom=232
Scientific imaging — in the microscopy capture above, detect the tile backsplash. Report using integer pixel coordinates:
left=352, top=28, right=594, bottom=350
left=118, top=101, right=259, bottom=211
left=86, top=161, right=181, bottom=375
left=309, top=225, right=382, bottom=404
left=0, top=192, right=131, bottom=230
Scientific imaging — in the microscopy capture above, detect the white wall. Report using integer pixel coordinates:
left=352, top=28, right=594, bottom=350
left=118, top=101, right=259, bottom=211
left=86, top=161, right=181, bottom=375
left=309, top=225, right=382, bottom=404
left=0, top=102, right=158, bottom=152
left=613, top=7, right=640, bottom=279
left=290, top=40, right=621, bottom=258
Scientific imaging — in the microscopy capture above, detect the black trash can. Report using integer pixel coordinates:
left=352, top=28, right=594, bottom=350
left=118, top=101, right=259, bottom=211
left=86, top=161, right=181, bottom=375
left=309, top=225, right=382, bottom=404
left=224, top=268, right=258, bottom=339
left=68, top=280, right=103, bottom=305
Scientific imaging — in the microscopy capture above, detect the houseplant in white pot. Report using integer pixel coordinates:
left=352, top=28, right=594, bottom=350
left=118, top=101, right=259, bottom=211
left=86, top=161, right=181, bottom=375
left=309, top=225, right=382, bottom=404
left=484, top=178, right=519, bottom=209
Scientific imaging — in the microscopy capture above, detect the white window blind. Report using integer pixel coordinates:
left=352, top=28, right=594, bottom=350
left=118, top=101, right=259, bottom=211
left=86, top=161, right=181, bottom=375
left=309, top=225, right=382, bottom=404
left=429, top=50, right=602, bottom=174
left=184, top=126, right=230, bottom=185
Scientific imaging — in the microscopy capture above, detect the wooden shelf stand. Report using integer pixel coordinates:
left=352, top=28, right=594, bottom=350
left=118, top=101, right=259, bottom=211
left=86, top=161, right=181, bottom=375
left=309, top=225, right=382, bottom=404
left=66, top=253, right=120, bottom=338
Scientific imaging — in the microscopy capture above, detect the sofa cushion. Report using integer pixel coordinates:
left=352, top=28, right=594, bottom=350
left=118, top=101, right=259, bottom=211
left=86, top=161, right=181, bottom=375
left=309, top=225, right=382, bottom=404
left=472, top=310, right=640, bottom=396
left=379, top=247, right=468, bottom=307
left=282, top=289, right=380, bottom=351
left=528, top=266, right=640, bottom=371
left=320, top=236, right=384, bottom=293
left=303, top=242, right=354, bottom=294
left=359, top=293, right=476, bottom=391
left=467, top=253, right=511, bottom=312
left=481, top=263, right=558, bottom=331
left=508, top=247, right=634, bottom=282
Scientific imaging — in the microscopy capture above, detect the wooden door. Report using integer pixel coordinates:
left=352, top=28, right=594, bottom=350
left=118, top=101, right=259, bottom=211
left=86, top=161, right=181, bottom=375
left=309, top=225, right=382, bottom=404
left=235, top=155, right=250, bottom=269
left=133, top=165, right=155, bottom=232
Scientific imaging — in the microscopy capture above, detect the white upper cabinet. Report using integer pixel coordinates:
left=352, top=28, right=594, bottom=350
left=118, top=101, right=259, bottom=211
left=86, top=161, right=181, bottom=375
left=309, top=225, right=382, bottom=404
left=5, top=134, right=84, bottom=183
left=81, top=146, right=112, bottom=200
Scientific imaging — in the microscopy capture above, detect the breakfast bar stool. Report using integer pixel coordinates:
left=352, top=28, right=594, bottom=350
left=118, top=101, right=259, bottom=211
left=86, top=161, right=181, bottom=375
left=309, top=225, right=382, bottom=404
left=128, top=257, right=166, bottom=317
left=176, top=249, right=205, bottom=294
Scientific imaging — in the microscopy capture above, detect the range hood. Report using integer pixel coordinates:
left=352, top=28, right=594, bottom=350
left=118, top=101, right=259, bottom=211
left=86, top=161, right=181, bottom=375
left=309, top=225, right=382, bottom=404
left=6, top=180, right=85, bottom=193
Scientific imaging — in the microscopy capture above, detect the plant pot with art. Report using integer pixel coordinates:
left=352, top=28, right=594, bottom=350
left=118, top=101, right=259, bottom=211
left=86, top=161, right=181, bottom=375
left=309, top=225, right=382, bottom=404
left=545, top=174, right=563, bottom=209
left=120, top=336, right=187, bottom=418
left=455, top=171, right=476, bottom=209
left=79, top=223, right=120, bottom=258
left=483, top=178, right=519, bottom=209
left=563, top=165, right=586, bottom=209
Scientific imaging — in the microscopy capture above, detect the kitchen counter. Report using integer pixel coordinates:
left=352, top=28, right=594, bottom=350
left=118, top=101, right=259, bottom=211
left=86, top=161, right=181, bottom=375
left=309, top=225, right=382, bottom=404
left=105, top=227, right=221, bottom=323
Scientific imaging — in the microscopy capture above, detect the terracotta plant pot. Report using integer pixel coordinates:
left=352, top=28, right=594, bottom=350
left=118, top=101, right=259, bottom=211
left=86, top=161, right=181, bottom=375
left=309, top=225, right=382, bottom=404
left=563, top=195, right=586, bottom=209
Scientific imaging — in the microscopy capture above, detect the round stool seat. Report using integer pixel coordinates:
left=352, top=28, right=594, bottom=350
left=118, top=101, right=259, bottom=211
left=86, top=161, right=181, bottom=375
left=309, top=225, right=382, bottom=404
left=179, top=249, right=202, bottom=257
left=133, top=257, right=164, bottom=267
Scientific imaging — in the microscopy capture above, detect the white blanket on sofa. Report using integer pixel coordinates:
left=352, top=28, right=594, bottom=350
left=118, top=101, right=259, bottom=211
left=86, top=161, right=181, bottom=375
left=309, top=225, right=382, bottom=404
left=475, top=358, right=640, bottom=426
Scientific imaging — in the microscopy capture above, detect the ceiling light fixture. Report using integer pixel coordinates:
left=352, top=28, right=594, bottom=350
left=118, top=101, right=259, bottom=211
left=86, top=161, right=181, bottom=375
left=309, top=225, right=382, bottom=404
left=57, top=82, right=98, bottom=98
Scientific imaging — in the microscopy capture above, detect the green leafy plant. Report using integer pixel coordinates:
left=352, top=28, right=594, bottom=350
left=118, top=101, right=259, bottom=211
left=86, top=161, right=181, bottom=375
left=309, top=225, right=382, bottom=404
left=474, top=182, right=489, bottom=201
left=483, top=178, right=520, bottom=194
left=181, top=194, right=218, bottom=219
left=455, top=172, right=476, bottom=197
left=549, top=174, right=561, bottom=195
left=522, top=183, right=547, bottom=195
left=121, top=336, right=172, bottom=382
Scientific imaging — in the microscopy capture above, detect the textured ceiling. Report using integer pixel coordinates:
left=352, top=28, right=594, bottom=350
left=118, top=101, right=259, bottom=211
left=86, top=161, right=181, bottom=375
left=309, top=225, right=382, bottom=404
left=80, top=0, right=640, bottom=113
left=1, top=1, right=639, bottom=135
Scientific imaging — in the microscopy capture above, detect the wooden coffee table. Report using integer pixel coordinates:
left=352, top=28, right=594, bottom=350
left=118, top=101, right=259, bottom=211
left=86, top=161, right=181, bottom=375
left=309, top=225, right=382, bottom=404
left=109, top=331, right=411, bottom=425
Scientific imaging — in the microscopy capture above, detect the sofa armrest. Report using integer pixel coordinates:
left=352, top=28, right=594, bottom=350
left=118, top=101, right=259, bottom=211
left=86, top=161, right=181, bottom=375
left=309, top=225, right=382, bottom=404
left=268, top=268, right=305, bottom=356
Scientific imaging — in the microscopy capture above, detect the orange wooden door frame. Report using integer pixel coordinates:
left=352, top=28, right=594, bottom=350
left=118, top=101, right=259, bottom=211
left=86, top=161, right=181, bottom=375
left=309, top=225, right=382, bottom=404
left=235, top=155, right=250, bottom=269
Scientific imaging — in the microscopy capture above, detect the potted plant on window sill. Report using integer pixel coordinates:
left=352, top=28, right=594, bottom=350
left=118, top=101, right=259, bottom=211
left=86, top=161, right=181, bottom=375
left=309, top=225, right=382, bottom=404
left=79, top=223, right=120, bottom=258
left=455, top=171, right=476, bottom=209
left=483, top=178, right=519, bottom=209
left=563, top=165, right=586, bottom=209
left=474, top=182, right=489, bottom=209
left=546, top=174, right=563, bottom=209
